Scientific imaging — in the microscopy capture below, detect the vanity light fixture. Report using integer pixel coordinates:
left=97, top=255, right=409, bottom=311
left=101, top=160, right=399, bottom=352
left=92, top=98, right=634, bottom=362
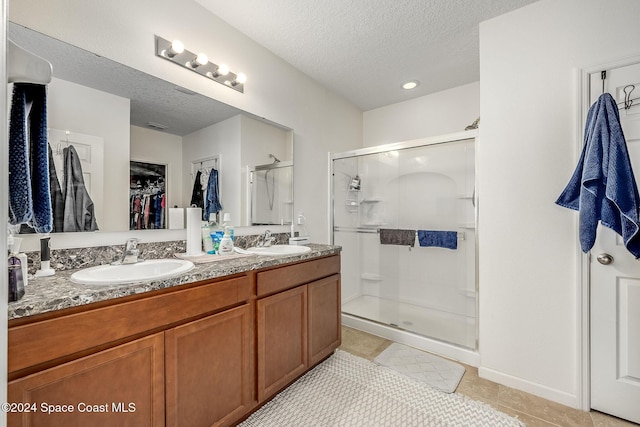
left=402, top=80, right=420, bottom=90
left=155, top=35, right=246, bottom=93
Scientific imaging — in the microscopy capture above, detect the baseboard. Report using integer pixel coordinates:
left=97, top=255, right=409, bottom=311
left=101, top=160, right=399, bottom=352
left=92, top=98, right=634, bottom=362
left=478, top=366, right=580, bottom=409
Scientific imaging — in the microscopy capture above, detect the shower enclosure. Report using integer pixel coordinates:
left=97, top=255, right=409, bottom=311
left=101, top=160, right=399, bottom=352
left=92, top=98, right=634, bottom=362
left=331, top=132, right=478, bottom=358
left=250, top=161, right=293, bottom=225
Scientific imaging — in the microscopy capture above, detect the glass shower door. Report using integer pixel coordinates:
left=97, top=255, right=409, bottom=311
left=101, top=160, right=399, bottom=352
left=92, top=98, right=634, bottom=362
left=333, top=138, right=477, bottom=350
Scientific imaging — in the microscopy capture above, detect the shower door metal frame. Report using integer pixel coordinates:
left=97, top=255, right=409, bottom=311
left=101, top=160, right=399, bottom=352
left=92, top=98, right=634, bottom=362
left=328, top=130, right=479, bottom=351
left=249, top=160, right=294, bottom=226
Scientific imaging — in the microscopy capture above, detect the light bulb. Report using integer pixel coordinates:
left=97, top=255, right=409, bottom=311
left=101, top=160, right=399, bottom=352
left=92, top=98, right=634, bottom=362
left=217, top=64, right=229, bottom=76
left=170, top=40, right=184, bottom=55
left=235, top=73, right=247, bottom=84
left=195, top=53, right=208, bottom=66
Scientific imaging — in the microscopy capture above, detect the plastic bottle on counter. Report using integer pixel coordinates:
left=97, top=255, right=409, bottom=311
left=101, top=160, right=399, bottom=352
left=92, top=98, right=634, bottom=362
left=201, top=222, right=215, bottom=254
left=218, top=226, right=234, bottom=256
left=8, top=254, right=25, bottom=302
left=8, top=234, right=28, bottom=288
left=209, top=214, right=224, bottom=255
left=222, top=213, right=234, bottom=242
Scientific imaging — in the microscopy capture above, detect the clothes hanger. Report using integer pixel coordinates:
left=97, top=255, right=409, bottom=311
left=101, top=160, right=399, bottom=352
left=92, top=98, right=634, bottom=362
left=8, top=40, right=52, bottom=84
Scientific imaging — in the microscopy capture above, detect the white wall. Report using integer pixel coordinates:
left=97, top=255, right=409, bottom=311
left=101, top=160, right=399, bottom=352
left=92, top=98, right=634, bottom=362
left=182, top=115, right=242, bottom=222
left=478, top=0, right=640, bottom=407
left=130, top=125, right=183, bottom=212
left=10, top=0, right=363, bottom=243
left=48, top=77, right=130, bottom=232
left=363, top=82, right=479, bottom=146
left=240, top=115, right=291, bottom=168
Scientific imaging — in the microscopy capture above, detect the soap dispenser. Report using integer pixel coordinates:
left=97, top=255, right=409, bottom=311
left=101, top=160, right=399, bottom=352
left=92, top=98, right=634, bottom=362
left=218, top=227, right=234, bottom=256
left=7, top=234, right=28, bottom=288
left=8, top=236, right=25, bottom=302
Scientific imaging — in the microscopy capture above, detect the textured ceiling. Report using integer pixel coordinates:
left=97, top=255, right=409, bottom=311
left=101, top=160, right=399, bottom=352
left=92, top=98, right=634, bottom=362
left=195, top=0, right=540, bottom=110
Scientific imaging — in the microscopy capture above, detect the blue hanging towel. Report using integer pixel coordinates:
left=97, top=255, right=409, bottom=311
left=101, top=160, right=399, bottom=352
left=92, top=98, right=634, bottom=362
left=8, top=83, right=52, bottom=233
left=556, top=93, right=640, bottom=258
left=418, top=230, right=458, bottom=250
left=204, top=168, right=223, bottom=221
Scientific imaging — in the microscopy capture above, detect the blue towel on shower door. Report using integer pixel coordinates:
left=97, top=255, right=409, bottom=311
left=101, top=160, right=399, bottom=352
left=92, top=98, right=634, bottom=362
left=418, top=230, right=458, bottom=250
left=8, top=83, right=52, bottom=233
left=555, top=93, right=640, bottom=258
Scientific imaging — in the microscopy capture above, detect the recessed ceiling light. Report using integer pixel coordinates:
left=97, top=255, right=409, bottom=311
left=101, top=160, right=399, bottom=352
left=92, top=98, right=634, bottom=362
left=402, top=80, right=419, bottom=90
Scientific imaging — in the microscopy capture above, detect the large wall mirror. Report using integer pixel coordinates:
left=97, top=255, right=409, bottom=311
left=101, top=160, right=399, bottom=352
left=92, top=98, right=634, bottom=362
left=9, top=22, right=294, bottom=237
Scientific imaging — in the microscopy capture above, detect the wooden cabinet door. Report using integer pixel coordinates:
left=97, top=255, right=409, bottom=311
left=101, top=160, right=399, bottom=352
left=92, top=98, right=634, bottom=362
left=165, top=304, right=253, bottom=427
left=7, top=333, right=164, bottom=427
left=257, top=285, right=308, bottom=402
left=308, top=274, right=341, bottom=366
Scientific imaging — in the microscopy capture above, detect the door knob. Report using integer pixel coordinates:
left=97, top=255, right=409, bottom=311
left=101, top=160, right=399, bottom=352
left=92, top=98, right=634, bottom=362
left=597, top=253, right=614, bottom=265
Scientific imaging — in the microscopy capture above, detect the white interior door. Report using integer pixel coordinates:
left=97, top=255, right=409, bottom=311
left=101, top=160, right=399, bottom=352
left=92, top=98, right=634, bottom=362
left=48, top=128, right=104, bottom=229
left=589, top=62, right=640, bottom=424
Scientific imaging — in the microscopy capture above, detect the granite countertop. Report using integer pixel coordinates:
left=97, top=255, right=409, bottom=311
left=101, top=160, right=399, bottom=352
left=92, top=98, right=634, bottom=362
left=9, top=244, right=341, bottom=321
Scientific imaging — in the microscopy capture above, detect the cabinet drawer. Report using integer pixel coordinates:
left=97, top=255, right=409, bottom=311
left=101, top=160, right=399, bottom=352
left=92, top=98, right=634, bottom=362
left=256, top=255, right=340, bottom=297
left=9, top=276, right=250, bottom=376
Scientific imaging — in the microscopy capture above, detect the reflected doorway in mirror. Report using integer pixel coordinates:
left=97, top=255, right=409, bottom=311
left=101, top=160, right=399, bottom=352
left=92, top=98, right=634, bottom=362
left=130, top=161, right=167, bottom=230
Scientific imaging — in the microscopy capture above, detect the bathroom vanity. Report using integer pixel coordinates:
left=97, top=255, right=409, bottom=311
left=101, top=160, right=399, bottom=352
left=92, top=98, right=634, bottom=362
left=6, top=244, right=341, bottom=427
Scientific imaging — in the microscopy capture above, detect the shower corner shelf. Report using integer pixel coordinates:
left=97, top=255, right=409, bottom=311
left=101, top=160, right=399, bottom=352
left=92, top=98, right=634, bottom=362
left=360, top=198, right=382, bottom=203
left=361, top=273, right=382, bottom=281
left=345, top=189, right=361, bottom=212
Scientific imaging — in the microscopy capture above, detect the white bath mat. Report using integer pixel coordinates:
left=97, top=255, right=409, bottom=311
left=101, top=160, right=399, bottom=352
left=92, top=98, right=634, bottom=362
left=239, top=350, right=523, bottom=427
left=374, top=342, right=465, bottom=393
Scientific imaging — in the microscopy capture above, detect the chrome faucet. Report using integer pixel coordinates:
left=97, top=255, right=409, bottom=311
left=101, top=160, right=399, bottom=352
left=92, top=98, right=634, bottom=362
left=257, top=230, right=276, bottom=247
left=113, top=238, right=143, bottom=265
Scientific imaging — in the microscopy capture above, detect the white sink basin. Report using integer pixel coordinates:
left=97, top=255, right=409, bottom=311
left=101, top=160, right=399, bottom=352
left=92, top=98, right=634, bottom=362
left=245, top=245, right=311, bottom=256
left=70, top=259, right=194, bottom=285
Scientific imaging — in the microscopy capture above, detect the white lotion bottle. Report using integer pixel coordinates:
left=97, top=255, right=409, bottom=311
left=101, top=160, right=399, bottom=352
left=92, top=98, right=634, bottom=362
left=218, top=227, right=234, bottom=256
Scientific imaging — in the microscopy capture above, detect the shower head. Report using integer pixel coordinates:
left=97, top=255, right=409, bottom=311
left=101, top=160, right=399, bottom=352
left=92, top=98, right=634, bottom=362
left=269, top=154, right=281, bottom=163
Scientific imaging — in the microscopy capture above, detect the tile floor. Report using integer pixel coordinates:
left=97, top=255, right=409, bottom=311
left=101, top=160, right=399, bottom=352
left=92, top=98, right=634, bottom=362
left=339, top=326, right=638, bottom=427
